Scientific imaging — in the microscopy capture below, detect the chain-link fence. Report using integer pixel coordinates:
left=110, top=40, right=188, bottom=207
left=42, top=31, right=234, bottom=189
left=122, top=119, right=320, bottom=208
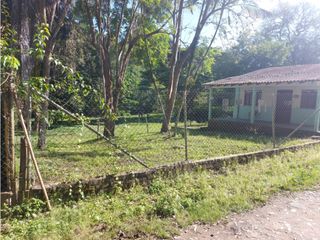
left=2, top=83, right=319, bottom=193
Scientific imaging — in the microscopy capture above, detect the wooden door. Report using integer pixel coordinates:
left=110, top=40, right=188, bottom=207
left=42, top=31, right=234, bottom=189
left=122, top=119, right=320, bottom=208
left=275, top=90, right=293, bottom=124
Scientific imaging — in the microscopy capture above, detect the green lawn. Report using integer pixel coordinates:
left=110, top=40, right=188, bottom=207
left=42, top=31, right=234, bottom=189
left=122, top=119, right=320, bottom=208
left=2, top=146, right=320, bottom=239
left=24, top=122, right=311, bottom=183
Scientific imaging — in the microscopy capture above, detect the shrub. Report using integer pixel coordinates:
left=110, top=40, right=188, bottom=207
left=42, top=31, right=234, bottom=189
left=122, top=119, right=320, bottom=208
left=1, top=198, right=46, bottom=220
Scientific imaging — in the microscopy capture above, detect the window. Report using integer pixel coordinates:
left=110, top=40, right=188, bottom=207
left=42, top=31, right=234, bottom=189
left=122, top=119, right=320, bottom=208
left=243, top=90, right=262, bottom=106
left=301, top=90, right=317, bottom=109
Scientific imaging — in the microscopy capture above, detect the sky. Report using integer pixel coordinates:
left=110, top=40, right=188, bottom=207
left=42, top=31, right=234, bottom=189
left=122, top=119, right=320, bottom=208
left=181, top=0, right=320, bottom=47
left=257, top=0, right=320, bottom=10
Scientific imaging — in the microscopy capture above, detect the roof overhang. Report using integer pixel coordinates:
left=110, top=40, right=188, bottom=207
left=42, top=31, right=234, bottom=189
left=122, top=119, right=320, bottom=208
left=203, top=64, right=320, bottom=89
left=203, top=79, right=320, bottom=89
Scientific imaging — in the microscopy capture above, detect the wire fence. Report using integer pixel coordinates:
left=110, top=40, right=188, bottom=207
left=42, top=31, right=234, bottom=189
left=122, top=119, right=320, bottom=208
left=2, top=84, right=320, bottom=192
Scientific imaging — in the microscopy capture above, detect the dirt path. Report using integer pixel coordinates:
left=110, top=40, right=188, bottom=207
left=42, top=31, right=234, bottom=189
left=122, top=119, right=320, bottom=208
left=175, top=187, right=320, bottom=240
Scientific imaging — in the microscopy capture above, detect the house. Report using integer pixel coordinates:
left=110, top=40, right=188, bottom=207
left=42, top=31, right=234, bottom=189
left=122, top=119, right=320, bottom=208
left=204, top=64, right=320, bottom=134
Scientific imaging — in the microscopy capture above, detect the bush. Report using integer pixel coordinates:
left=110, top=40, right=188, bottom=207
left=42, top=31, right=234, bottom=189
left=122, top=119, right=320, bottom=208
left=154, top=195, right=177, bottom=218
left=1, top=198, right=46, bottom=220
left=48, top=110, right=78, bottom=127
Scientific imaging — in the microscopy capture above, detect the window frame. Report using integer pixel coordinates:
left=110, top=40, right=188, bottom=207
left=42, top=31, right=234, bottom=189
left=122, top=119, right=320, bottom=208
left=255, top=91, right=262, bottom=106
left=243, top=90, right=262, bottom=106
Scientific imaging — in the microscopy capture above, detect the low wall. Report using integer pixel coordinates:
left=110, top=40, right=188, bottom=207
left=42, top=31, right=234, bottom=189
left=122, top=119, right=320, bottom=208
left=31, top=140, right=320, bottom=201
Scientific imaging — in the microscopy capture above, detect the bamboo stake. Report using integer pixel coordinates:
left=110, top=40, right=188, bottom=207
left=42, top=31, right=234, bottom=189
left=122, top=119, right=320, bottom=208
left=12, top=86, right=52, bottom=210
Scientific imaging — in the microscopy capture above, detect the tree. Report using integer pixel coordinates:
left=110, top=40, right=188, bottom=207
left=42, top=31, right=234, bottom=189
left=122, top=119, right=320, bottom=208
left=260, top=2, right=320, bottom=65
left=161, top=0, right=256, bottom=132
left=35, top=0, right=72, bottom=150
left=82, top=0, right=170, bottom=137
left=213, top=33, right=290, bottom=80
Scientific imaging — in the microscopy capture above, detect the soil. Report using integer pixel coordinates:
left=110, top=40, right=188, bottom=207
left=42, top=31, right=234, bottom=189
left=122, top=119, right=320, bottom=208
left=175, top=186, right=320, bottom=240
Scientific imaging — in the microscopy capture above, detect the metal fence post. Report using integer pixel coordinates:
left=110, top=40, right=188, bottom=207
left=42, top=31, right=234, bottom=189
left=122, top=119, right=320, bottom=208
left=145, top=114, right=149, bottom=133
left=184, top=90, right=188, bottom=161
left=271, top=87, right=276, bottom=148
left=208, top=88, right=212, bottom=121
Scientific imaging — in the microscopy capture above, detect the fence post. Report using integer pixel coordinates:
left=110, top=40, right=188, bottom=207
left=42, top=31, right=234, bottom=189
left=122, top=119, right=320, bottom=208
left=13, top=87, right=52, bottom=210
left=250, top=86, right=256, bottom=124
left=2, top=81, right=17, bottom=204
left=145, top=114, right=149, bottom=133
left=97, top=118, right=100, bottom=139
left=314, top=89, right=320, bottom=132
left=271, top=87, right=276, bottom=148
left=233, top=87, right=240, bottom=119
left=208, top=88, right=212, bottom=121
left=18, top=137, right=28, bottom=203
left=184, top=90, right=188, bottom=161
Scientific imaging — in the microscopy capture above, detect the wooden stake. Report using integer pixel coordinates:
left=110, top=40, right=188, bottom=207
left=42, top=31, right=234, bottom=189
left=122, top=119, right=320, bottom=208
left=18, top=137, right=28, bottom=204
left=12, top=86, right=52, bottom=210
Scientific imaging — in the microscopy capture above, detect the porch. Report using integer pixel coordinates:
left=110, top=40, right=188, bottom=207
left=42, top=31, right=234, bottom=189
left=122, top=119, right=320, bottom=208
left=208, top=118, right=318, bottom=136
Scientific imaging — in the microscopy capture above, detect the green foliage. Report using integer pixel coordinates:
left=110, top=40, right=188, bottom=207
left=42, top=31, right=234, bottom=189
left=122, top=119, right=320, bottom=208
left=1, top=54, right=20, bottom=71
left=26, top=23, right=91, bottom=119
left=1, top=199, right=46, bottom=220
left=213, top=2, right=320, bottom=81
left=213, top=34, right=291, bottom=80
left=48, top=110, right=79, bottom=126
left=29, top=23, right=50, bottom=60
left=136, top=32, right=170, bottom=68
left=0, top=1, right=20, bottom=80
left=154, top=194, right=178, bottom=217
left=260, top=2, right=320, bottom=64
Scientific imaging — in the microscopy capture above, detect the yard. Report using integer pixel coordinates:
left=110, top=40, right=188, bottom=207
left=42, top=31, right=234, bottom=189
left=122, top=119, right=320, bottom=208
left=2, top=145, right=320, bottom=239
left=22, top=121, right=312, bottom=184
left=3, top=2, right=320, bottom=240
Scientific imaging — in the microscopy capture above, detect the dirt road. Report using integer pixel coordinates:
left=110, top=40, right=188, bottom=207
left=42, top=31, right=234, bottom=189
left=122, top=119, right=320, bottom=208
left=175, top=187, right=320, bottom=240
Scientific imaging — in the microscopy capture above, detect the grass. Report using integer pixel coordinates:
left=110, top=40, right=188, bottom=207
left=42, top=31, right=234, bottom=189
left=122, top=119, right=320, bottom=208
left=3, top=146, right=320, bottom=239
left=22, top=122, right=312, bottom=183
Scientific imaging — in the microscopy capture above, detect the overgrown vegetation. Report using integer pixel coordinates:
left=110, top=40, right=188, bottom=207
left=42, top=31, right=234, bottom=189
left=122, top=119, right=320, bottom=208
left=2, top=146, right=320, bottom=239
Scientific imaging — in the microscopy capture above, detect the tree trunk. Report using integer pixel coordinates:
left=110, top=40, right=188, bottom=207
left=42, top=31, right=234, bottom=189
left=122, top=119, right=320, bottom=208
left=100, top=48, right=115, bottom=137
left=161, top=0, right=183, bottom=133
left=20, top=0, right=33, bottom=134
left=37, top=51, right=51, bottom=150
left=37, top=101, right=48, bottom=150
left=173, top=97, right=184, bottom=136
left=1, top=80, right=17, bottom=202
left=0, top=92, right=9, bottom=192
left=103, top=118, right=115, bottom=137
left=161, top=68, right=181, bottom=132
